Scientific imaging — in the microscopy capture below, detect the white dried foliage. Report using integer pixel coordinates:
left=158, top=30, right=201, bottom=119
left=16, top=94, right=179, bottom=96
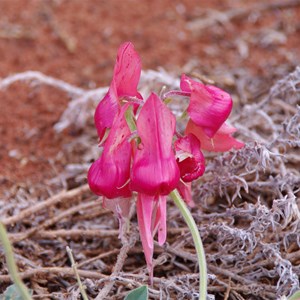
left=0, top=69, right=180, bottom=133
left=191, top=67, right=300, bottom=299
left=1, top=66, right=300, bottom=299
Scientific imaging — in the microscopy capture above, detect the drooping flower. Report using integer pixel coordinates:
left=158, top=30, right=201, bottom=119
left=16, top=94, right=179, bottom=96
left=173, top=134, right=205, bottom=207
left=88, top=104, right=133, bottom=199
left=180, top=74, right=232, bottom=138
left=175, top=133, right=205, bottom=182
left=130, top=93, right=180, bottom=196
left=186, top=119, right=244, bottom=152
left=94, top=42, right=142, bottom=141
left=180, top=74, right=244, bottom=152
left=129, top=93, right=180, bottom=277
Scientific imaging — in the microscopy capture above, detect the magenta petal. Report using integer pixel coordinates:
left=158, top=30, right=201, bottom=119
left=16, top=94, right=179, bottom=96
left=180, top=74, right=192, bottom=92
left=175, top=134, right=205, bottom=182
left=113, top=42, right=142, bottom=98
left=131, top=93, right=180, bottom=196
left=181, top=74, right=233, bottom=138
left=94, top=80, right=119, bottom=141
left=218, top=122, right=238, bottom=134
left=186, top=119, right=244, bottom=152
left=103, top=197, right=130, bottom=219
left=153, top=196, right=167, bottom=246
left=103, top=197, right=131, bottom=240
left=88, top=104, right=132, bottom=198
left=94, top=42, right=142, bottom=140
left=137, top=193, right=154, bottom=278
left=177, top=181, right=195, bottom=207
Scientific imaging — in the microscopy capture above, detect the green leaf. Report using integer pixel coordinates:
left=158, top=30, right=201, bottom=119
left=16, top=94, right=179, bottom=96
left=124, top=285, right=148, bottom=300
left=180, top=110, right=188, bottom=120
left=163, top=97, right=172, bottom=105
left=124, top=105, right=137, bottom=132
left=0, top=284, right=32, bottom=300
left=288, top=291, right=300, bottom=300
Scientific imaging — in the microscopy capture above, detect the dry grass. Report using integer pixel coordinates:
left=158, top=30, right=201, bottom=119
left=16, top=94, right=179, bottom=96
left=0, top=65, right=299, bottom=299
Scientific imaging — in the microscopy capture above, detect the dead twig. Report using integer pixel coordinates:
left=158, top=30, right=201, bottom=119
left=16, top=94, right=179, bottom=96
left=209, top=265, right=274, bottom=291
left=95, top=220, right=137, bottom=299
left=77, top=249, right=120, bottom=268
left=1, top=184, right=90, bottom=226
left=8, top=199, right=103, bottom=243
left=224, top=278, right=232, bottom=300
left=0, top=71, right=85, bottom=95
left=0, top=267, right=108, bottom=283
left=187, top=0, right=300, bottom=32
left=30, top=228, right=119, bottom=240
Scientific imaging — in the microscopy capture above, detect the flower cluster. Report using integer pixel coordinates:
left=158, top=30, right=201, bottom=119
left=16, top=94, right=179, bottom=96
left=88, top=42, right=244, bottom=276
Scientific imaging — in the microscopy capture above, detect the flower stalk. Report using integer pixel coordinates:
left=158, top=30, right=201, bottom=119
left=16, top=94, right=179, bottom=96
left=170, top=189, right=207, bottom=300
left=66, top=246, right=89, bottom=300
left=0, top=222, right=32, bottom=300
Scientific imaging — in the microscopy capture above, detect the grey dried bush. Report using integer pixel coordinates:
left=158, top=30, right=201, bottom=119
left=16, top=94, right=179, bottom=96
left=0, top=66, right=299, bottom=299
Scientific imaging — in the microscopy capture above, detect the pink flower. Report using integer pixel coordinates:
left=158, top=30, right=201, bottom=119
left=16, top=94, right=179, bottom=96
left=181, top=74, right=232, bottom=138
left=131, top=93, right=180, bottom=196
left=88, top=104, right=133, bottom=199
left=175, top=133, right=205, bottom=182
left=130, top=93, right=180, bottom=278
left=94, top=42, right=142, bottom=141
left=87, top=42, right=245, bottom=282
left=186, top=119, right=244, bottom=152
left=180, top=74, right=244, bottom=152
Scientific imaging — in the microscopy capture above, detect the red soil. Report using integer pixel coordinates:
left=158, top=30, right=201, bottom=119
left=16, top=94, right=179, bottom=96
left=0, top=0, right=299, bottom=196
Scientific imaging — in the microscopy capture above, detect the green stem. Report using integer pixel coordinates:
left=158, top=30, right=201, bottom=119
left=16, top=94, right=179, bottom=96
left=170, top=189, right=207, bottom=300
left=66, top=246, right=89, bottom=300
left=288, top=291, right=300, bottom=300
left=0, top=222, right=32, bottom=300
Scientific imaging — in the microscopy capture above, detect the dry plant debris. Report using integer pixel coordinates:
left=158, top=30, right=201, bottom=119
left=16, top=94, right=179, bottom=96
left=0, top=65, right=299, bottom=300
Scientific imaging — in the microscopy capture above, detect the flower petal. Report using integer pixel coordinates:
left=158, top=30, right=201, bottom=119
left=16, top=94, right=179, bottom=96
left=153, top=196, right=167, bottom=246
left=181, top=74, right=232, bottom=138
left=180, top=73, right=192, bottom=92
left=131, top=93, right=180, bottom=196
left=103, top=197, right=131, bottom=219
left=113, top=42, right=142, bottom=98
left=175, top=134, right=205, bottom=182
left=136, top=193, right=155, bottom=279
left=94, top=80, right=119, bottom=141
left=103, top=197, right=131, bottom=240
left=88, top=104, right=132, bottom=198
left=186, top=119, right=244, bottom=152
left=177, top=181, right=195, bottom=207
left=94, top=42, right=142, bottom=140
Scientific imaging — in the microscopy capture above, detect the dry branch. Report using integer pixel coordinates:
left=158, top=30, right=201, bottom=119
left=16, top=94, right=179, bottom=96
left=2, top=184, right=90, bottom=226
left=0, top=71, right=85, bottom=95
left=0, top=267, right=108, bottom=283
left=8, top=198, right=103, bottom=243
left=1, top=65, right=300, bottom=299
left=31, top=228, right=119, bottom=239
left=187, top=0, right=300, bottom=32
